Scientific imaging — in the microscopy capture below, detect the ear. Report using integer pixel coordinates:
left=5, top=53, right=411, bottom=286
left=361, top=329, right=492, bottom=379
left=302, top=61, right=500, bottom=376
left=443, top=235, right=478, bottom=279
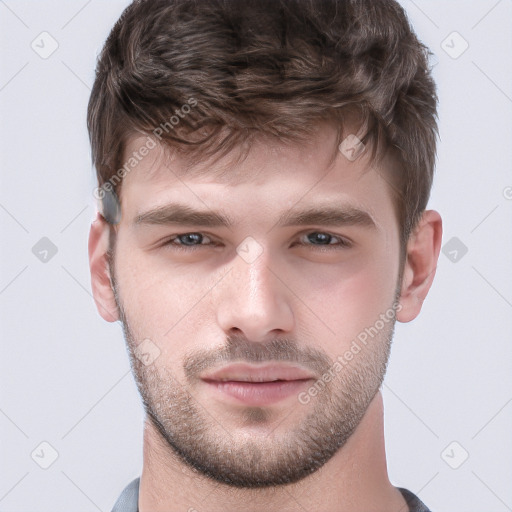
left=396, top=210, right=442, bottom=323
left=88, top=212, right=119, bottom=322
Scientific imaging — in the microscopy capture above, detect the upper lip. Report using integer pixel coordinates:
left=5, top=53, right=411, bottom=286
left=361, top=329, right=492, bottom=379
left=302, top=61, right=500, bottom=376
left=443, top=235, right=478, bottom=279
left=200, top=363, right=315, bottom=383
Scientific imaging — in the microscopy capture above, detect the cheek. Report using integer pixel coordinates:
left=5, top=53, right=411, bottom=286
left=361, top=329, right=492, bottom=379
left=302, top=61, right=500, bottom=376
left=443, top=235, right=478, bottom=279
left=114, top=246, right=218, bottom=353
left=296, top=246, right=399, bottom=354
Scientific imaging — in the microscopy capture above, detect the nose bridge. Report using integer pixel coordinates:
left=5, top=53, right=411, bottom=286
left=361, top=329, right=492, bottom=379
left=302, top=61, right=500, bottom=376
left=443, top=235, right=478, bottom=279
left=243, top=249, right=274, bottom=305
left=216, top=241, right=294, bottom=340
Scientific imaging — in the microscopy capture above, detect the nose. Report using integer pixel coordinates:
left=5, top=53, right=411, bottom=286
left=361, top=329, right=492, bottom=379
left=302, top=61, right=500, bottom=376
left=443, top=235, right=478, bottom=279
left=215, top=245, right=295, bottom=342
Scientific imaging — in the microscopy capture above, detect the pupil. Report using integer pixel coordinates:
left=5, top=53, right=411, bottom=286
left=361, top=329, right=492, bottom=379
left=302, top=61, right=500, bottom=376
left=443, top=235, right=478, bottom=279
left=181, top=233, right=202, bottom=245
left=309, top=233, right=330, bottom=245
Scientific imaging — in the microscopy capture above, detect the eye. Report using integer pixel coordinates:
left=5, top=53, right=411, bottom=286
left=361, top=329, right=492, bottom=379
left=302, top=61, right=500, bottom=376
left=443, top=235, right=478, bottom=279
left=297, top=231, right=352, bottom=250
left=163, top=232, right=215, bottom=251
left=161, top=231, right=352, bottom=253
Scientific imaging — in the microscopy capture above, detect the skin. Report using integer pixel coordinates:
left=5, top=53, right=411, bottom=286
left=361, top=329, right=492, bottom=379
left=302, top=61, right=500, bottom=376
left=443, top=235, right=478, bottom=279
left=89, top=123, right=442, bottom=512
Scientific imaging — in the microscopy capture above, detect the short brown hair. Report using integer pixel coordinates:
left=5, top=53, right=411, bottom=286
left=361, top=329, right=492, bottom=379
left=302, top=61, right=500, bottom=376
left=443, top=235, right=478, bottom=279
left=87, top=0, right=438, bottom=246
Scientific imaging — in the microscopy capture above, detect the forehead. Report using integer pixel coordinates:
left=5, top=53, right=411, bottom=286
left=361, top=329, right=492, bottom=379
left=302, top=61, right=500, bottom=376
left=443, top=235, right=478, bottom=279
left=118, top=123, right=401, bottom=227
left=121, top=123, right=377, bottom=188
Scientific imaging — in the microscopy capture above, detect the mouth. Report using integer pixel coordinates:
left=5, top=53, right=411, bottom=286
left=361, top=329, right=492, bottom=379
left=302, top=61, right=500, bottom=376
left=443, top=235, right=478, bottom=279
left=200, top=363, right=315, bottom=406
left=200, top=362, right=315, bottom=382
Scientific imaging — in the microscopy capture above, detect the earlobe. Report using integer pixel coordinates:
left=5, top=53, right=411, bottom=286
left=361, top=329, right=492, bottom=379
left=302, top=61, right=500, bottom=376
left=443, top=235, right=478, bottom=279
left=88, top=213, right=120, bottom=322
left=396, top=210, right=442, bottom=323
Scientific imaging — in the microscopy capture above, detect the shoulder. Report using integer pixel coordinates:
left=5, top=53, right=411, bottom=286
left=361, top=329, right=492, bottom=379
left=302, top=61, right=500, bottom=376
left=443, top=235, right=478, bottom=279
left=398, top=487, right=432, bottom=512
left=111, top=477, right=140, bottom=512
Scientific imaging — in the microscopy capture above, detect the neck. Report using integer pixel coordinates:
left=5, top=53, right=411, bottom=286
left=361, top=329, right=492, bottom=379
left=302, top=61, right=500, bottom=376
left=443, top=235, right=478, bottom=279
left=139, top=391, right=407, bottom=512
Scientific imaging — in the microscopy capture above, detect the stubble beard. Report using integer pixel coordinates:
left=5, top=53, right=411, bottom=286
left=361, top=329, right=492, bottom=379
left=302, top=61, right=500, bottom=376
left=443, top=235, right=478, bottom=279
left=117, top=305, right=394, bottom=489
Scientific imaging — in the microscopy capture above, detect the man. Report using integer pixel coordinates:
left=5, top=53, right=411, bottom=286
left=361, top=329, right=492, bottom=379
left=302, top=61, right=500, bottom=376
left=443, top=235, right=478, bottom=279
left=87, top=0, right=442, bottom=510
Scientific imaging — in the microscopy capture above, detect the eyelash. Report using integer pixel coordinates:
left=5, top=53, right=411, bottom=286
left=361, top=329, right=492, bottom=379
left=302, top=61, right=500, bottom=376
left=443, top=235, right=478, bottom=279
left=162, top=231, right=352, bottom=252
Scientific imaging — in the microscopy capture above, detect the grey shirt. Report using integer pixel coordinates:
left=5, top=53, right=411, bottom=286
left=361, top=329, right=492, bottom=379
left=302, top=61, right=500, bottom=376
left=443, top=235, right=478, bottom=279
left=111, top=477, right=432, bottom=511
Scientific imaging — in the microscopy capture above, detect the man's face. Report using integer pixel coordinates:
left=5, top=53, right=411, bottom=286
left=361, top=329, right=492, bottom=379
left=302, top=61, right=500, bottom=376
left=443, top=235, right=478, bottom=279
left=109, top=124, right=403, bottom=488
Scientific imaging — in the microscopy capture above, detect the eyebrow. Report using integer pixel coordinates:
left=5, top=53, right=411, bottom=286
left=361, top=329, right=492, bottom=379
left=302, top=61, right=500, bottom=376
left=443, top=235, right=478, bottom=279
left=135, top=203, right=233, bottom=228
left=134, top=202, right=377, bottom=230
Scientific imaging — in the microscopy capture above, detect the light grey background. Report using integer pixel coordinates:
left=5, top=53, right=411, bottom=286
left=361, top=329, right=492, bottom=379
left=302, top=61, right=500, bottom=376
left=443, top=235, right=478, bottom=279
left=1, top=1, right=511, bottom=511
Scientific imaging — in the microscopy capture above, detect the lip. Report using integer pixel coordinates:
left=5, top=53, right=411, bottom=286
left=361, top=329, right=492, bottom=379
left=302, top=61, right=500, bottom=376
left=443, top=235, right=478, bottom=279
left=200, top=363, right=315, bottom=406
left=200, top=363, right=316, bottom=382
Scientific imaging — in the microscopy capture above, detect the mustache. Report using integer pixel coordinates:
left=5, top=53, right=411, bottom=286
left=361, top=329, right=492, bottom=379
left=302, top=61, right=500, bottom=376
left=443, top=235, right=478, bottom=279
left=183, top=333, right=333, bottom=382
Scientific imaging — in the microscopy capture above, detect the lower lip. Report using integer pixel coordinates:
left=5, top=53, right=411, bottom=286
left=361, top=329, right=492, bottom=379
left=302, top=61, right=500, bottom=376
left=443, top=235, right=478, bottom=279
left=202, top=379, right=312, bottom=406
